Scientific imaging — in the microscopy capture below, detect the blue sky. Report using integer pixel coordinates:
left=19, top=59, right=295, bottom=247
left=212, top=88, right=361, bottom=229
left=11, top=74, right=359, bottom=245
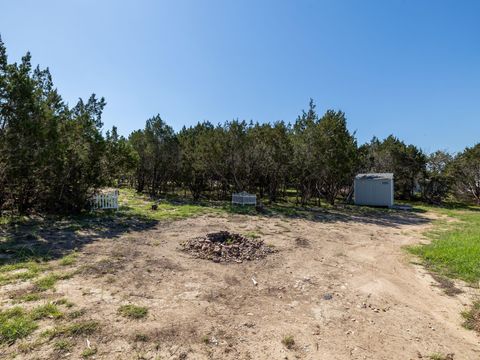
left=1, top=0, right=479, bottom=153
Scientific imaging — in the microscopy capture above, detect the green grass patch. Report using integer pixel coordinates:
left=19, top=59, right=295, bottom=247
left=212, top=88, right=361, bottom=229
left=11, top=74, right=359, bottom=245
left=0, top=307, right=38, bottom=344
left=30, top=303, right=63, bottom=320
left=14, top=293, right=42, bottom=303
left=53, top=339, right=74, bottom=352
left=408, top=204, right=480, bottom=283
left=59, top=253, right=78, bottom=266
left=244, top=231, right=261, bottom=239
left=0, top=261, right=43, bottom=274
left=82, top=347, right=98, bottom=357
left=115, top=188, right=218, bottom=221
left=42, top=320, right=99, bottom=339
left=118, top=304, right=148, bottom=319
left=0, top=261, right=47, bottom=286
left=34, top=272, right=74, bottom=291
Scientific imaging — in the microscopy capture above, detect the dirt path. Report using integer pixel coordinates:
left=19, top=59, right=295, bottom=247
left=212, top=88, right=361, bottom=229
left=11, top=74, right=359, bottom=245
left=2, top=210, right=479, bottom=359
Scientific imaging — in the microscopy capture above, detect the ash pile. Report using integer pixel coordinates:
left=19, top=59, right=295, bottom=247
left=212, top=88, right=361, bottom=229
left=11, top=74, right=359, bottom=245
left=181, top=231, right=275, bottom=263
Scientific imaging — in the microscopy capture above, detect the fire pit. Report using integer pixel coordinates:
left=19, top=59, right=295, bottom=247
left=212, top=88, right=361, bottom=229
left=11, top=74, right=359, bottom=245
left=181, top=231, right=275, bottom=263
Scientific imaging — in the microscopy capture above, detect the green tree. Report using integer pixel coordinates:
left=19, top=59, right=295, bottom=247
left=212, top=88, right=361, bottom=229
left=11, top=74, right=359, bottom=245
left=104, top=126, right=138, bottom=186
left=449, top=143, right=480, bottom=205
left=316, top=110, right=358, bottom=205
left=0, top=37, right=108, bottom=213
left=0, top=36, right=9, bottom=213
left=129, top=129, right=148, bottom=192
left=291, top=99, right=320, bottom=205
left=247, top=121, right=292, bottom=201
left=360, top=135, right=426, bottom=199
left=177, top=122, right=215, bottom=200
left=420, top=150, right=452, bottom=204
left=143, top=115, right=179, bottom=196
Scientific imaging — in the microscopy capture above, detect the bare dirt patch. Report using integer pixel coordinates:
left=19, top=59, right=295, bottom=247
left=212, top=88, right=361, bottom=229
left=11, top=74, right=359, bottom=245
left=1, top=209, right=479, bottom=359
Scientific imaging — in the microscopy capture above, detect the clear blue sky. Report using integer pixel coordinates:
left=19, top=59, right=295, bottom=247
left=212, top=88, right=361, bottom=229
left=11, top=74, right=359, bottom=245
left=1, top=0, right=479, bottom=153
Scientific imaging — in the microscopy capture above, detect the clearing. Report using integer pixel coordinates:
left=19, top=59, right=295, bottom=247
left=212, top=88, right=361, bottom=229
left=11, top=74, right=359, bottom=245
left=0, top=193, right=479, bottom=359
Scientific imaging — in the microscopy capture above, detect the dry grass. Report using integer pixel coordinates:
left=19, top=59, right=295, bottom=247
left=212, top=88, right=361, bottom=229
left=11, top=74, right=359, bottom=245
left=430, top=273, right=463, bottom=296
left=462, top=301, right=480, bottom=332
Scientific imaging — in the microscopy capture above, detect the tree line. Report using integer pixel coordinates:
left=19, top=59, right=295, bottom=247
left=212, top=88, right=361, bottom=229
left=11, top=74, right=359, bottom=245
left=1, top=38, right=479, bottom=215
left=127, top=103, right=479, bottom=207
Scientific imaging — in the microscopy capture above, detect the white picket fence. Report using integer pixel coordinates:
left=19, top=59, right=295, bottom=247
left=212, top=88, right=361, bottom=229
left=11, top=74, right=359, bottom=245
left=232, top=191, right=257, bottom=206
left=91, top=190, right=119, bottom=210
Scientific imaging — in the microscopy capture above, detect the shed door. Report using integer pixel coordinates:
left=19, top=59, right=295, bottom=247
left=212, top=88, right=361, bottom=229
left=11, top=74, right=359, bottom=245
left=374, top=179, right=392, bottom=206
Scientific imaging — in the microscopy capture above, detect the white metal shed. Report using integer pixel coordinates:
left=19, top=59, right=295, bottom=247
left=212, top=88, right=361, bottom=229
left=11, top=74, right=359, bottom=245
left=354, top=173, right=394, bottom=208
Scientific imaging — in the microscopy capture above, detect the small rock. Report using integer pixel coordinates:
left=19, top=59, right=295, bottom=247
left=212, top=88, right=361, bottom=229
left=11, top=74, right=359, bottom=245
left=323, top=293, right=333, bottom=300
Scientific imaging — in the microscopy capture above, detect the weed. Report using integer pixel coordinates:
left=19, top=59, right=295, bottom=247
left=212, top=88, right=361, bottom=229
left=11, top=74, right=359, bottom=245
left=244, top=231, right=260, bottom=239
left=30, top=303, right=63, bottom=320
left=0, top=307, right=38, bottom=344
left=134, top=333, right=149, bottom=342
left=428, top=353, right=454, bottom=360
left=68, top=309, right=86, bottom=319
left=462, top=301, right=480, bottom=332
left=17, top=338, right=44, bottom=353
left=118, top=304, right=148, bottom=319
left=42, top=320, right=99, bottom=339
left=281, top=335, right=295, bottom=349
left=82, top=347, right=98, bottom=357
left=54, top=339, right=73, bottom=352
left=201, top=335, right=210, bottom=344
left=14, top=292, right=42, bottom=303
left=53, top=298, right=75, bottom=308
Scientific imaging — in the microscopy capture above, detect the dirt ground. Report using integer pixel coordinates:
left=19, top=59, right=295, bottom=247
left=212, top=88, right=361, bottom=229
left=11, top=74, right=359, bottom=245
left=2, top=209, right=479, bottom=359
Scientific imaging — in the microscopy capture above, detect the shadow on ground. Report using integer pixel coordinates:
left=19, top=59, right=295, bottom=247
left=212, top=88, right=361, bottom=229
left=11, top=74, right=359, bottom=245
left=218, top=201, right=431, bottom=228
left=0, top=198, right=433, bottom=266
left=0, top=210, right=158, bottom=265
left=140, top=190, right=433, bottom=229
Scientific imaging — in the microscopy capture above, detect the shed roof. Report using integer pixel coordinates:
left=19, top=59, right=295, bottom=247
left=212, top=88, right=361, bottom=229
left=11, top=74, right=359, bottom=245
left=355, top=173, right=393, bottom=180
